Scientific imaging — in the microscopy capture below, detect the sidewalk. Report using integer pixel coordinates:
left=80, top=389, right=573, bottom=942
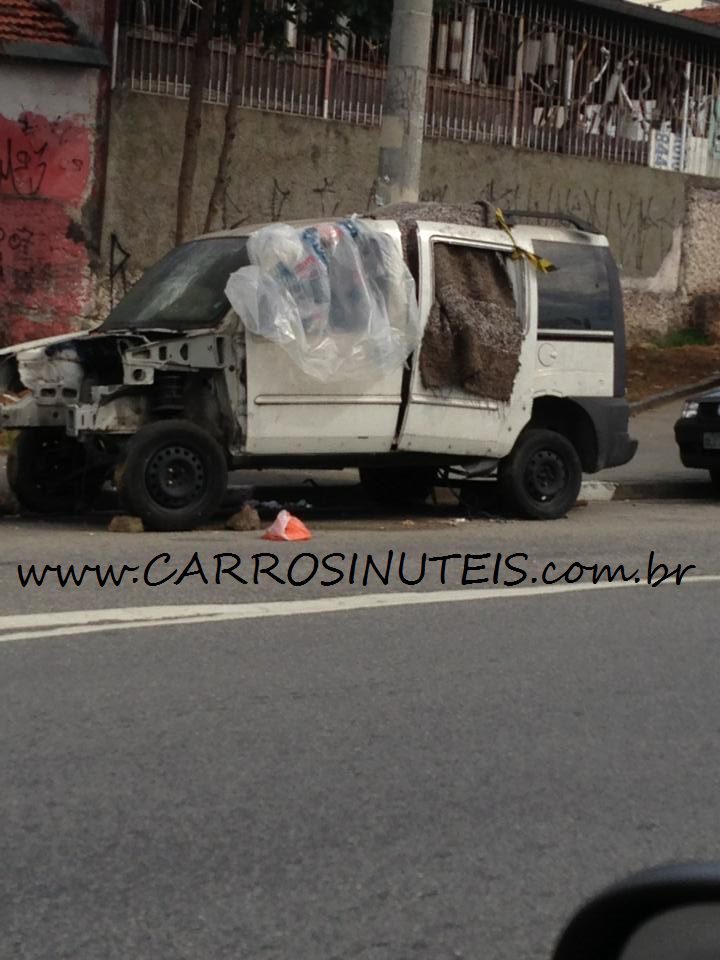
left=597, top=398, right=715, bottom=499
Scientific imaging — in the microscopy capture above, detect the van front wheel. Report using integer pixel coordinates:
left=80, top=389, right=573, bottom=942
left=116, top=420, right=228, bottom=532
left=498, top=429, right=582, bottom=520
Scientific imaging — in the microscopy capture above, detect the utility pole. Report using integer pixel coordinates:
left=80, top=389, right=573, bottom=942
left=375, top=0, right=433, bottom=207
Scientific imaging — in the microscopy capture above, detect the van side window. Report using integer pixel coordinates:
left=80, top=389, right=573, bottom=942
left=533, top=241, right=614, bottom=332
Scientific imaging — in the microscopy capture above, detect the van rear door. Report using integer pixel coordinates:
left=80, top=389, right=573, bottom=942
left=511, top=226, right=621, bottom=401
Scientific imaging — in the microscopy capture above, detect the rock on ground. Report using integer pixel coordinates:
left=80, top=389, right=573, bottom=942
left=226, top=503, right=262, bottom=531
left=109, top=515, right=145, bottom=533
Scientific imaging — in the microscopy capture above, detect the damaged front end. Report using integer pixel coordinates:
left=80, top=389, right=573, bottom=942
left=0, top=331, right=148, bottom=435
left=0, top=326, right=241, bottom=518
left=0, top=328, right=237, bottom=442
left=0, top=337, right=78, bottom=430
left=1, top=232, right=251, bottom=522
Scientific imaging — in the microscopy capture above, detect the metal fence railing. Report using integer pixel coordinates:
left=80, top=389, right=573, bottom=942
left=115, top=0, right=720, bottom=176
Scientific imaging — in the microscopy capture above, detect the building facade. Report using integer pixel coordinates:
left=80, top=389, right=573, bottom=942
left=0, top=0, right=110, bottom=347
left=5, top=0, right=720, bottom=345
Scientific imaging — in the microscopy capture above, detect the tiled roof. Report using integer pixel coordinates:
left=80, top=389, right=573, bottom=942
left=677, top=6, right=720, bottom=23
left=0, top=0, right=79, bottom=45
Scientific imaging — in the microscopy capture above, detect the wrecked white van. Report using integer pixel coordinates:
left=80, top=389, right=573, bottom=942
left=0, top=203, right=636, bottom=530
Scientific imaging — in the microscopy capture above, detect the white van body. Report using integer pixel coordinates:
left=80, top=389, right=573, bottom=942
left=0, top=210, right=637, bottom=529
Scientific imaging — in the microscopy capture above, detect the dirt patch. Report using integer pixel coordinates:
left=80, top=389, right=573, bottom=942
left=627, top=345, right=720, bottom=402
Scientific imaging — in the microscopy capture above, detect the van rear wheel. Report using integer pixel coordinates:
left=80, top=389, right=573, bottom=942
left=498, top=428, right=582, bottom=520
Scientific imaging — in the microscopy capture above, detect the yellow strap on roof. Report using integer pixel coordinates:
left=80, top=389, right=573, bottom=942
left=495, top=208, right=556, bottom=274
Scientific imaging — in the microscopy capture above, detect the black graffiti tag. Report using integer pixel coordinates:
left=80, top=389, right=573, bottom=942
left=0, top=225, right=34, bottom=256
left=0, top=138, right=48, bottom=196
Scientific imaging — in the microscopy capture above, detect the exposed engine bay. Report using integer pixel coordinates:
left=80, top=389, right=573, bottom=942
left=0, top=328, right=241, bottom=448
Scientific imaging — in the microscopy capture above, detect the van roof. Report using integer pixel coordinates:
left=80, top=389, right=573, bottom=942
left=194, top=205, right=604, bottom=244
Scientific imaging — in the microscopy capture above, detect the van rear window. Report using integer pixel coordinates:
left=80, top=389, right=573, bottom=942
left=533, top=241, right=614, bottom=332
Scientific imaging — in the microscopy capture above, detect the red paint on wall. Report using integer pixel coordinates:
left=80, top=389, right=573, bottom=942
left=0, top=112, right=90, bottom=202
left=0, top=198, right=90, bottom=345
left=0, top=110, right=92, bottom=348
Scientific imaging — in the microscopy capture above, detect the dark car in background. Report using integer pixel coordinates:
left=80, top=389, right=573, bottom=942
left=674, top=386, right=720, bottom=494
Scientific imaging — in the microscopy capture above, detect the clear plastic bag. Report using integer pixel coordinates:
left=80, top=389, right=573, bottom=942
left=225, top=217, right=421, bottom=382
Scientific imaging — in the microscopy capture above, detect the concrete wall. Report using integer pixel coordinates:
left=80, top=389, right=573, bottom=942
left=102, top=91, right=382, bottom=277
left=104, top=90, right=687, bottom=277
left=0, top=60, right=104, bottom=347
left=103, top=90, right=720, bottom=341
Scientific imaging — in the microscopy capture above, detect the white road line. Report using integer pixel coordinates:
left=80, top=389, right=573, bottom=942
left=0, top=575, right=718, bottom=644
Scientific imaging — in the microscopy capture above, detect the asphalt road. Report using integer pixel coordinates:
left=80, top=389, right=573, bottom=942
left=1, top=502, right=720, bottom=960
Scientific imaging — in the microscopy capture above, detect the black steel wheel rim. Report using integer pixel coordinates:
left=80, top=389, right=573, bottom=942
left=525, top=449, right=567, bottom=502
left=145, top=444, right=207, bottom=509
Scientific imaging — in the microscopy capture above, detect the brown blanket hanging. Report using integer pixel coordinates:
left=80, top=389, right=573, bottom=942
left=421, top=242, right=521, bottom=401
left=370, top=202, right=522, bottom=401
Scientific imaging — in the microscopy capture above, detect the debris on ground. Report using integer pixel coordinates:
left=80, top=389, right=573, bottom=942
left=262, top=510, right=313, bottom=541
left=245, top=498, right=282, bottom=512
left=226, top=503, right=262, bottom=531
left=109, top=515, right=145, bottom=533
left=246, top=497, right=313, bottom=515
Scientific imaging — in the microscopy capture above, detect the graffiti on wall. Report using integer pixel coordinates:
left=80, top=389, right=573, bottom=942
left=109, top=232, right=131, bottom=308
left=426, top=175, right=681, bottom=277
left=0, top=112, right=92, bottom=347
left=0, top=113, right=89, bottom=199
left=221, top=173, right=679, bottom=280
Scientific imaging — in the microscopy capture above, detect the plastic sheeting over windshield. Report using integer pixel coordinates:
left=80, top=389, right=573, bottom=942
left=224, top=218, right=421, bottom=382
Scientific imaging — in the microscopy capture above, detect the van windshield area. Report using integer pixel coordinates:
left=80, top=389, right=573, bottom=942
left=99, top=237, right=249, bottom=333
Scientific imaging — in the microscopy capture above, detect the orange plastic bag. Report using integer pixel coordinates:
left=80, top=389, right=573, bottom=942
left=262, top=509, right=313, bottom=542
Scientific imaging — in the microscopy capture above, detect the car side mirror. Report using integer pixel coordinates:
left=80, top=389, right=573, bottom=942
left=551, top=863, right=720, bottom=960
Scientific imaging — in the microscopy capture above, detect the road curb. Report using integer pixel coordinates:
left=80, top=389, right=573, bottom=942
left=578, top=480, right=616, bottom=502
left=579, top=478, right=715, bottom=502
left=612, top=480, right=715, bottom=501
left=630, top=374, right=720, bottom=414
